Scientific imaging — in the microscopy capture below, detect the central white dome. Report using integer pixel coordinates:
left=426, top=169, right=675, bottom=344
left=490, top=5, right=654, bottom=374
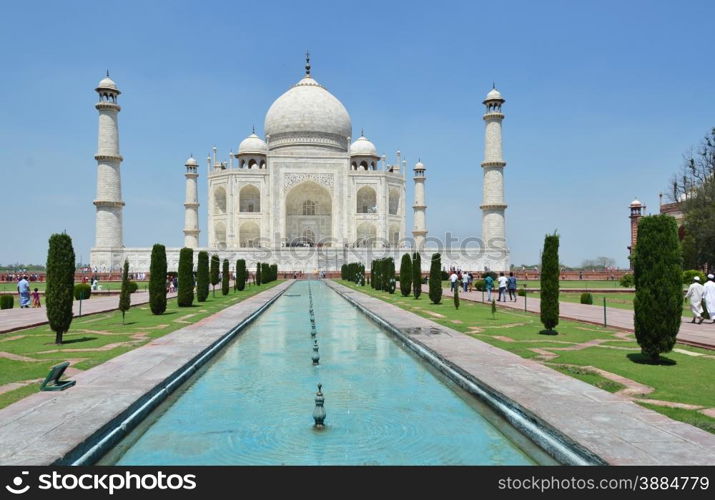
left=264, top=75, right=352, bottom=151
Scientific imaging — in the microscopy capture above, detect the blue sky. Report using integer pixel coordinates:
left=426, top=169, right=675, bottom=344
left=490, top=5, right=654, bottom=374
left=0, top=0, right=713, bottom=268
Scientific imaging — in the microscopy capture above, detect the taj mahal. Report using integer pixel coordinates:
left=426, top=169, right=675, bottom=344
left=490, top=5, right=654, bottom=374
left=90, top=56, right=510, bottom=273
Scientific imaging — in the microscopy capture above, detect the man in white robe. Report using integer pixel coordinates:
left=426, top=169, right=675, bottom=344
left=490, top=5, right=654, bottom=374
left=703, top=274, right=715, bottom=324
left=685, top=276, right=705, bottom=323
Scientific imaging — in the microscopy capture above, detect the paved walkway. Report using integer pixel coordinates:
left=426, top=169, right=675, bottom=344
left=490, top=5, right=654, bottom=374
left=429, top=286, right=715, bottom=350
left=0, top=291, right=178, bottom=334
left=0, top=281, right=292, bottom=465
left=334, top=281, right=715, bottom=465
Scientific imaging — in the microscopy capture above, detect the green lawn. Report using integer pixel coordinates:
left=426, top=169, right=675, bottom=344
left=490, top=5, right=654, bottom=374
left=338, top=280, right=715, bottom=434
left=442, top=279, right=624, bottom=289
left=0, top=281, right=281, bottom=409
left=526, top=290, right=692, bottom=315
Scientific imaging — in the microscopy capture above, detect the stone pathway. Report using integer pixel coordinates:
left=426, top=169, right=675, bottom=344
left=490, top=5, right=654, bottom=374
left=0, top=291, right=178, bottom=335
left=335, top=281, right=715, bottom=465
left=430, top=285, right=715, bottom=350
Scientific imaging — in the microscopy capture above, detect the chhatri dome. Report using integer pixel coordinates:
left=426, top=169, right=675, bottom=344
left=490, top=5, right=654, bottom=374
left=264, top=54, right=351, bottom=151
left=96, top=73, right=119, bottom=93
left=349, top=134, right=378, bottom=157
left=238, top=132, right=268, bottom=154
left=483, top=86, right=504, bottom=102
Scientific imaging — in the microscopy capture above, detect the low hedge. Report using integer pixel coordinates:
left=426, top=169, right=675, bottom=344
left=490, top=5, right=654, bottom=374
left=0, top=295, right=13, bottom=309
left=74, top=283, right=92, bottom=300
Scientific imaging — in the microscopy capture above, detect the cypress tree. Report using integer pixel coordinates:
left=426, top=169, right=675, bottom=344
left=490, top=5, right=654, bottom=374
left=222, top=259, right=230, bottom=295
left=256, top=262, right=262, bottom=285
left=412, top=252, right=422, bottom=299
left=45, top=232, right=75, bottom=344
left=454, top=280, right=460, bottom=309
left=271, top=264, right=278, bottom=282
left=633, top=215, right=683, bottom=362
left=210, top=254, right=220, bottom=297
left=177, top=247, right=194, bottom=307
left=149, top=243, right=167, bottom=315
left=196, top=251, right=209, bottom=302
left=236, top=259, right=246, bottom=291
left=387, top=257, right=396, bottom=294
left=540, top=232, right=560, bottom=334
left=261, top=262, right=270, bottom=283
left=400, top=253, right=412, bottom=297
left=429, top=253, right=442, bottom=304
left=118, top=259, right=131, bottom=325
left=370, top=260, right=375, bottom=289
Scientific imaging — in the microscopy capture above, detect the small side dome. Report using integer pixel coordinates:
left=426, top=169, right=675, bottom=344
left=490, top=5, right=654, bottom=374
left=96, top=76, right=119, bottom=93
left=185, top=156, right=198, bottom=167
left=483, top=87, right=504, bottom=103
left=350, top=135, right=378, bottom=157
left=238, top=133, right=268, bottom=155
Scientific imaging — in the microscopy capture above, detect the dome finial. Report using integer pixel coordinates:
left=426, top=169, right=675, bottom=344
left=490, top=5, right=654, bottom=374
left=107, top=69, right=110, bottom=78
left=305, top=50, right=311, bottom=76
left=361, top=128, right=364, bottom=137
left=252, top=124, right=255, bottom=134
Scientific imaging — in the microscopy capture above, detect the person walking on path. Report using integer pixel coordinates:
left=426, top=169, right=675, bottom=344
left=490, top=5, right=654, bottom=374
left=685, top=276, right=705, bottom=324
left=484, top=273, right=494, bottom=302
left=703, top=274, right=715, bottom=324
left=17, top=275, right=31, bottom=308
left=507, top=272, right=518, bottom=302
left=449, top=271, right=459, bottom=292
left=31, top=288, right=41, bottom=308
left=497, top=272, right=508, bottom=302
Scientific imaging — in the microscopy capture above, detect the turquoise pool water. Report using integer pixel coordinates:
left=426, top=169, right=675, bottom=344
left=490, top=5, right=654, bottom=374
left=110, top=281, right=537, bottom=465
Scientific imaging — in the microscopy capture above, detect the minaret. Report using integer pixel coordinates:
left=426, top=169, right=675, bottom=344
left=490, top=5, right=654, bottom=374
left=628, top=198, right=644, bottom=266
left=183, top=156, right=200, bottom=248
left=480, top=86, right=508, bottom=253
left=412, top=160, right=427, bottom=250
left=93, top=73, right=124, bottom=249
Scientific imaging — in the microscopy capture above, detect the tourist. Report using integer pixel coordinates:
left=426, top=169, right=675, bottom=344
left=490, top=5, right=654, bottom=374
left=17, top=275, right=31, bottom=308
left=497, top=272, right=508, bottom=301
left=467, top=272, right=474, bottom=292
left=463, top=272, right=470, bottom=292
left=507, top=272, right=518, bottom=302
left=31, top=288, right=41, bottom=308
left=449, top=270, right=459, bottom=292
left=703, top=274, right=715, bottom=324
left=685, top=276, right=705, bottom=324
left=484, top=273, right=494, bottom=302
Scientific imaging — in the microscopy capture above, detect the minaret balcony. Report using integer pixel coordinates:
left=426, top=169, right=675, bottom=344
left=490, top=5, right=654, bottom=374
left=95, top=102, right=121, bottom=111
left=480, top=161, right=506, bottom=168
left=482, top=112, right=504, bottom=120
left=479, top=203, right=508, bottom=210
left=94, top=154, right=124, bottom=162
left=93, top=200, right=126, bottom=208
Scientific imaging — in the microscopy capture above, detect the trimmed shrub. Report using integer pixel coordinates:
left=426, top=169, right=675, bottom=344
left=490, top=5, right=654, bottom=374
left=633, top=215, right=682, bottom=362
left=580, top=292, right=593, bottom=305
left=1, top=295, right=14, bottom=309
left=412, top=252, right=421, bottom=299
left=474, top=279, right=485, bottom=291
left=400, top=254, right=412, bottom=297
left=128, top=281, right=138, bottom=293
left=261, top=262, right=270, bottom=284
left=429, top=253, right=442, bottom=304
left=236, top=259, right=246, bottom=291
left=46, top=232, right=75, bottom=344
left=453, top=282, right=460, bottom=309
left=222, top=259, right=230, bottom=295
left=74, top=283, right=92, bottom=300
left=177, top=247, right=194, bottom=307
left=210, top=254, right=220, bottom=296
left=149, top=243, right=167, bottom=314
left=440, top=270, right=449, bottom=280
left=619, top=273, right=634, bottom=288
left=517, top=288, right=526, bottom=297
left=540, top=233, right=560, bottom=333
left=119, top=260, right=131, bottom=325
left=196, top=251, right=209, bottom=302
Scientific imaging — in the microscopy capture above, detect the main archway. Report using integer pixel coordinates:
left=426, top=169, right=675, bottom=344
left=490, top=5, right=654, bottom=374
left=285, top=181, right=332, bottom=246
